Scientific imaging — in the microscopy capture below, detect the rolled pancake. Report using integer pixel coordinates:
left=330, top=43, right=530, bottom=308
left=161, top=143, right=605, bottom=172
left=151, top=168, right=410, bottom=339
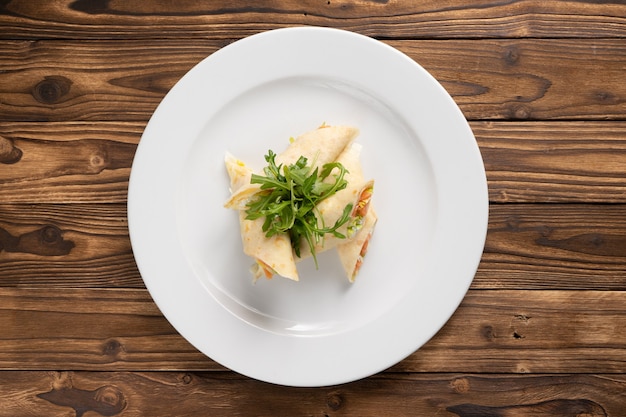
left=224, top=153, right=298, bottom=281
left=296, top=143, right=374, bottom=259
left=275, top=124, right=359, bottom=169
left=314, top=143, right=372, bottom=239
left=224, top=124, right=359, bottom=210
left=337, top=208, right=377, bottom=282
left=225, top=152, right=252, bottom=192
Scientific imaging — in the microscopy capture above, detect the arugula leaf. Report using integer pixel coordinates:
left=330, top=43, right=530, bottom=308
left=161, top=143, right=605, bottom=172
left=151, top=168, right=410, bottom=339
left=245, top=150, right=353, bottom=267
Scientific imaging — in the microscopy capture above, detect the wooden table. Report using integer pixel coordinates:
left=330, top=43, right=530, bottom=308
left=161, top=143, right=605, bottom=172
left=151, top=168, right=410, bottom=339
left=2, top=1, right=626, bottom=415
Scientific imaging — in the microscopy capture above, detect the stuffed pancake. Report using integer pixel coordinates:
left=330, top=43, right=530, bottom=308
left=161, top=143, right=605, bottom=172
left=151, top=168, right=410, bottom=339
left=224, top=124, right=359, bottom=211
left=337, top=208, right=377, bottom=282
left=224, top=153, right=298, bottom=281
left=224, top=124, right=358, bottom=281
left=295, top=142, right=374, bottom=260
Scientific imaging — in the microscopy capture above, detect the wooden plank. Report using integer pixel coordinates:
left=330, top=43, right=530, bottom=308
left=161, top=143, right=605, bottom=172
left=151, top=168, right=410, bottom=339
left=398, top=290, right=626, bottom=373
left=0, top=288, right=216, bottom=370
left=477, top=204, right=626, bottom=290
left=1, top=288, right=626, bottom=374
left=1, top=120, right=626, bottom=204
left=1, top=0, right=626, bottom=40
left=1, top=39, right=625, bottom=122
left=0, top=203, right=142, bottom=287
left=0, top=121, right=141, bottom=203
left=0, top=40, right=220, bottom=122
left=1, top=203, right=625, bottom=289
left=390, top=39, right=626, bottom=121
left=474, top=121, right=626, bottom=203
left=0, top=371, right=625, bottom=416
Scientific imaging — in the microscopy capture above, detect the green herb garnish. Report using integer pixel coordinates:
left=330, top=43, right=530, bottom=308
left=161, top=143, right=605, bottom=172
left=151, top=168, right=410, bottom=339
left=245, top=150, right=353, bottom=267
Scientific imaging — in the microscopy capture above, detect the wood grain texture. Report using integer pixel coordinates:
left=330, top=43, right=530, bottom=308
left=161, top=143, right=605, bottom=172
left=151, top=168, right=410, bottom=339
left=477, top=204, right=626, bottom=290
left=390, top=39, right=626, bottom=121
left=1, top=0, right=626, bottom=40
left=0, top=371, right=625, bottom=416
left=0, top=204, right=141, bottom=287
left=1, top=203, right=625, bottom=289
left=475, top=121, right=626, bottom=203
left=0, top=288, right=214, bottom=371
left=0, top=122, right=141, bottom=203
left=1, top=288, right=626, bottom=374
left=399, top=290, right=626, bottom=373
left=1, top=38, right=625, bottom=122
left=0, top=40, right=221, bottom=122
left=1, top=121, right=625, bottom=203
left=1, top=0, right=625, bottom=414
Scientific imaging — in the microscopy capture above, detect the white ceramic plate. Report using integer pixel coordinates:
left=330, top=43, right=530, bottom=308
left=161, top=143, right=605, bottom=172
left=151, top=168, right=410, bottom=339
left=128, top=27, right=488, bottom=387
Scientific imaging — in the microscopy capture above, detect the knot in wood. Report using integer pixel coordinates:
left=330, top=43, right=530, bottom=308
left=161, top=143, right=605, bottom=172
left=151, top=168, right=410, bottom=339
left=505, top=215, right=521, bottom=231
left=102, top=339, right=124, bottom=357
left=450, top=377, right=470, bottom=394
left=94, top=386, right=126, bottom=408
left=594, top=90, right=618, bottom=104
left=589, top=233, right=605, bottom=247
left=90, top=152, right=107, bottom=170
left=40, top=225, right=62, bottom=244
left=32, top=75, right=72, bottom=104
left=510, top=104, right=531, bottom=120
left=539, top=225, right=553, bottom=238
left=481, top=325, right=496, bottom=341
left=326, top=392, right=344, bottom=411
left=38, top=384, right=127, bottom=417
left=515, top=363, right=530, bottom=373
left=0, top=135, right=23, bottom=164
left=51, top=371, right=74, bottom=390
left=86, top=142, right=111, bottom=173
left=504, top=45, right=521, bottom=65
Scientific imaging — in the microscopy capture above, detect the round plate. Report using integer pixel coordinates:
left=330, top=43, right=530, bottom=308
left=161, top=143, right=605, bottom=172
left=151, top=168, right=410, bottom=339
left=128, top=27, right=488, bottom=387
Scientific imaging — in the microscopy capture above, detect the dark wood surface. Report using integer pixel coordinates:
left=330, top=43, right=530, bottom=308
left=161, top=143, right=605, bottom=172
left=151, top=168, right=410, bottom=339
left=2, top=1, right=626, bottom=415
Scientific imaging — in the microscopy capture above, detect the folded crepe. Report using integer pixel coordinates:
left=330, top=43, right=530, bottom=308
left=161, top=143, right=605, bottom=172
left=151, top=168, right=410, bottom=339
left=314, top=143, right=373, bottom=239
left=224, top=124, right=359, bottom=281
left=337, top=208, right=377, bottom=282
left=224, top=124, right=359, bottom=211
left=275, top=124, right=359, bottom=170
left=296, top=142, right=374, bottom=260
left=224, top=153, right=298, bottom=281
